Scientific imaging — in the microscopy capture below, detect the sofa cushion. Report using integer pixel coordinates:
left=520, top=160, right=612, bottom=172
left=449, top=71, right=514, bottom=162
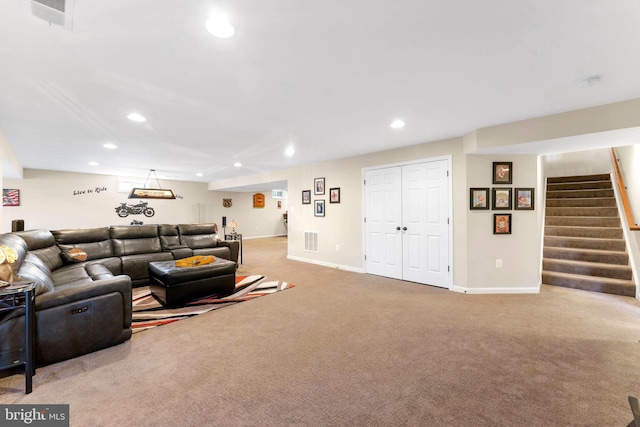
left=16, top=253, right=55, bottom=296
left=159, top=224, right=182, bottom=249
left=178, top=224, right=220, bottom=249
left=14, top=230, right=64, bottom=271
left=53, top=227, right=114, bottom=262
left=110, top=225, right=162, bottom=256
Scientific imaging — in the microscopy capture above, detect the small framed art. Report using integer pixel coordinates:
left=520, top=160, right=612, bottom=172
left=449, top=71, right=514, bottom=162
left=314, top=200, right=325, bottom=217
left=2, top=189, right=20, bottom=206
left=302, top=190, right=311, bottom=204
left=493, top=162, right=512, bottom=184
left=469, top=188, right=489, bottom=210
left=515, top=188, right=535, bottom=210
left=492, top=188, right=512, bottom=210
left=314, top=177, right=325, bottom=195
left=493, top=214, right=512, bottom=235
left=329, top=187, right=340, bottom=204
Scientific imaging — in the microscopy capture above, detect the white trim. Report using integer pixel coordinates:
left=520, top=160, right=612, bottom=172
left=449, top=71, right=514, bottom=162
left=287, top=255, right=365, bottom=273
left=361, top=154, right=452, bottom=172
left=452, top=286, right=540, bottom=294
left=242, top=234, right=287, bottom=240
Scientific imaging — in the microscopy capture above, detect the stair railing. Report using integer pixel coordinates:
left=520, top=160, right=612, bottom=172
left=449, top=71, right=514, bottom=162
left=610, top=147, right=640, bottom=231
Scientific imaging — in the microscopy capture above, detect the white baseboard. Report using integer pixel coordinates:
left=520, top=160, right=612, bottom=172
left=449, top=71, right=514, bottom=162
left=241, top=234, right=287, bottom=240
left=287, top=255, right=365, bottom=273
left=452, top=286, right=540, bottom=294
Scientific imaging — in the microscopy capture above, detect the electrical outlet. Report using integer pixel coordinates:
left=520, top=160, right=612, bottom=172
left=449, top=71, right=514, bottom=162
left=336, top=244, right=340, bottom=251
left=496, top=259, right=503, bottom=268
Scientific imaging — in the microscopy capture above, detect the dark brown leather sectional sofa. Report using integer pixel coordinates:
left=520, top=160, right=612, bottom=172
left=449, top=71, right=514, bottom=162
left=0, top=223, right=238, bottom=366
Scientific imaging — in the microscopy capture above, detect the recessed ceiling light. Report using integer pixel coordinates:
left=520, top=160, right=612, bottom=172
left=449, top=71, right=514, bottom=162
left=88, top=161, right=99, bottom=166
left=206, top=14, right=235, bottom=38
left=234, top=162, right=242, bottom=168
left=196, top=172, right=203, bottom=177
left=103, top=143, right=118, bottom=149
left=390, top=119, right=405, bottom=129
left=285, top=146, right=295, bottom=157
left=127, top=113, right=146, bottom=122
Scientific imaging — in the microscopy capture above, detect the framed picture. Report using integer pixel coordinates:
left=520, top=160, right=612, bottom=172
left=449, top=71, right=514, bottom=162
left=492, top=188, right=512, bottom=210
left=314, top=199, right=325, bottom=217
left=493, top=162, right=513, bottom=184
left=302, top=190, right=311, bottom=204
left=493, top=214, right=512, bottom=235
left=469, top=188, right=489, bottom=210
left=515, top=188, right=535, bottom=210
left=314, top=177, right=325, bottom=195
left=2, top=189, right=20, bottom=206
left=329, top=187, right=340, bottom=204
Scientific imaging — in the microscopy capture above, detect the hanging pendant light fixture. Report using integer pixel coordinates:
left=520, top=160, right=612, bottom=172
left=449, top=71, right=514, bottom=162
left=128, top=169, right=176, bottom=200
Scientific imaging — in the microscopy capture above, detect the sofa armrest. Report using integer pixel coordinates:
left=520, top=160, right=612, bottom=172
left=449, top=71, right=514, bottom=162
left=217, top=240, right=239, bottom=263
left=36, top=275, right=132, bottom=327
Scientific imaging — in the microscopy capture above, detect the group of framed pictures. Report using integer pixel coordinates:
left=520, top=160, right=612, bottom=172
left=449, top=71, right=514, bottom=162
left=469, top=162, right=535, bottom=235
left=302, top=177, right=340, bottom=217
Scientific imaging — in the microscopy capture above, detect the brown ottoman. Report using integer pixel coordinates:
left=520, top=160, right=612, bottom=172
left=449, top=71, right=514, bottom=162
left=148, top=258, right=236, bottom=307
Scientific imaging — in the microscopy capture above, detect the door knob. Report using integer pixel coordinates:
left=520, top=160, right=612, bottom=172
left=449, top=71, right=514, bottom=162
left=402, top=227, right=408, bottom=231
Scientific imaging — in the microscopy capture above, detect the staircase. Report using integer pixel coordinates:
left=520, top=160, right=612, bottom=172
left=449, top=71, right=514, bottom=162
left=542, top=174, right=635, bottom=297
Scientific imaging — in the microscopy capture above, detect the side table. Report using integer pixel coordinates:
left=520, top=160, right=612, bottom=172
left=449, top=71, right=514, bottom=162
left=0, top=281, right=36, bottom=394
left=224, top=233, right=243, bottom=264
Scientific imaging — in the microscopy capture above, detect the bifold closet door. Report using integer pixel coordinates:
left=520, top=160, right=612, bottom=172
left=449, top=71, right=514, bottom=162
left=364, top=160, right=450, bottom=288
left=401, top=160, right=449, bottom=287
left=364, top=166, right=403, bottom=280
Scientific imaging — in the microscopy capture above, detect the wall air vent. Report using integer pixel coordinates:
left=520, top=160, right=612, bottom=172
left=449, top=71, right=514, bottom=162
left=304, top=231, right=319, bottom=253
left=30, top=0, right=75, bottom=30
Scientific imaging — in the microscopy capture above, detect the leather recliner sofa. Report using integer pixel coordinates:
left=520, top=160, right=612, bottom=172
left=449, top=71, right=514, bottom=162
left=0, top=223, right=238, bottom=367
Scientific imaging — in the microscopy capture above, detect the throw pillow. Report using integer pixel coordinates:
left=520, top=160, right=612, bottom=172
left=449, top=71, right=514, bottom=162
left=61, top=248, right=88, bottom=264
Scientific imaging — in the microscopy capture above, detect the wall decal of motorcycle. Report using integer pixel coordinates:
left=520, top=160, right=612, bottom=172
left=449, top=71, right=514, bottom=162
left=114, top=201, right=155, bottom=218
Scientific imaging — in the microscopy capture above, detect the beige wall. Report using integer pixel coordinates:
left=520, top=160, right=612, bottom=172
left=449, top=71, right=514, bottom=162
left=1, top=169, right=290, bottom=239
left=2, top=169, right=215, bottom=231
left=209, top=190, right=288, bottom=238
left=464, top=154, right=542, bottom=292
left=543, top=148, right=612, bottom=177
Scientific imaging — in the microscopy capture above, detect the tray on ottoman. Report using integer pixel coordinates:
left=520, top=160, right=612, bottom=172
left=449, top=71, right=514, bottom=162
left=148, top=258, right=236, bottom=307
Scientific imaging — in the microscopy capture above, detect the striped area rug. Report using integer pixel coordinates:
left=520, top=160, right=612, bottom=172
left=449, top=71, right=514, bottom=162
left=131, top=275, right=294, bottom=333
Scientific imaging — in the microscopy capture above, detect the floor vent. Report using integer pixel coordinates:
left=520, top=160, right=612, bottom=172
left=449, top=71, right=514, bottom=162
left=304, top=231, right=319, bottom=252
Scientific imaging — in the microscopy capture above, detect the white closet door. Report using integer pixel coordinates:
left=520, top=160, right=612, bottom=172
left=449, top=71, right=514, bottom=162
left=402, top=160, right=449, bottom=287
left=364, top=166, right=403, bottom=280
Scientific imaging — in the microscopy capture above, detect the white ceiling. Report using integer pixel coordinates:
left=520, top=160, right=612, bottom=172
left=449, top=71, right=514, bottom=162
left=1, top=0, right=640, bottom=188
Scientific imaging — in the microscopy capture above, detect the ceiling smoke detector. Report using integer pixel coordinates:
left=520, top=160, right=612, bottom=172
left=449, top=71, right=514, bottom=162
left=30, top=0, right=75, bottom=30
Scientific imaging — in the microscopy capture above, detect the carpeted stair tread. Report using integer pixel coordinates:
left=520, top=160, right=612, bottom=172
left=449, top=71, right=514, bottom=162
left=544, top=235, right=626, bottom=251
left=545, top=216, right=621, bottom=227
left=541, top=270, right=635, bottom=297
left=547, top=174, right=611, bottom=183
left=543, top=246, right=629, bottom=265
left=545, top=206, right=619, bottom=217
left=542, top=258, right=633, bottom=280
left=544, top=225, right=623, bottom=239
left=546, top=197, right=617, bottom=208
left=546, top=189, right=614, bottom=198
left=546, top=182, right=613, bottom=191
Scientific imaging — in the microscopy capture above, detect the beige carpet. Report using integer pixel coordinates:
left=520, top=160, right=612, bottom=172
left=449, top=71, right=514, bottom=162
left=2, top=236, right=640, bottom=426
